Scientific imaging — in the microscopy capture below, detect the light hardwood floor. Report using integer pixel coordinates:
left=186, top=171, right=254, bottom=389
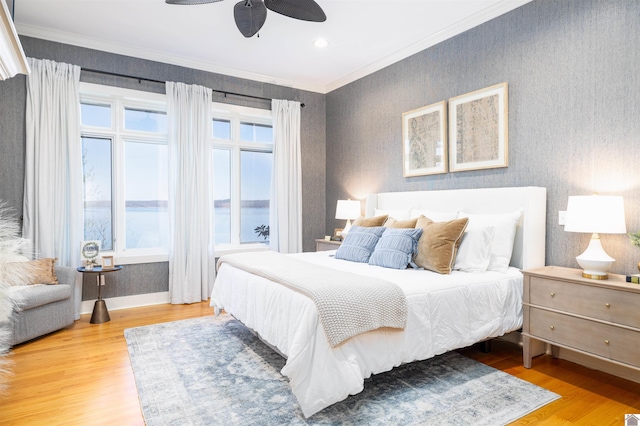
left=1, top=301, right=639, bottom=425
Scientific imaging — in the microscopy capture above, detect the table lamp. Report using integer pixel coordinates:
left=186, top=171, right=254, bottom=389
left=564, top=195, right=626, bottom=280
left=335, top=199, right=360, bottom=236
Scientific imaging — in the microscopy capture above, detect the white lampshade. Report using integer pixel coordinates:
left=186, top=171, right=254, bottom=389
left=335, top=199, right=360, bottom=235
left=335, top=200, right=360, bottom=220
left=564, top=195, right=626, bottom=280
left=565, top=195, right=626, bottom=234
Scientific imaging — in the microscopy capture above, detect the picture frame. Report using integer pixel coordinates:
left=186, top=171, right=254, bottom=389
left=402, top=100, right=448, bottom=177
left=80, top=240, right=100, bottom=264
left=101, top=255, right=115, bottom=270
left=448, top=82, right=508, bottom=172
left=332, top=228, right=344, bottom=241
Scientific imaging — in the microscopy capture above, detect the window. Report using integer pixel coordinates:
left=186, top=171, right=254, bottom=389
left=211, top=103, right=273, bottom=250
left=80, top=85, right=273, bottom=262
left=80, top=83, right=168, bottom=263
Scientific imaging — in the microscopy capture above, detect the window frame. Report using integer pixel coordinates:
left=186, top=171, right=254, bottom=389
left=211, top=102, right=273, bottom=256
left=80, top=83, right=168, bottom=265
left=80, top=85, right=275, bottom=263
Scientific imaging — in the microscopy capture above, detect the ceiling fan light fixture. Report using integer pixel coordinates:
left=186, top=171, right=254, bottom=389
left=165, top=0, right=327, bottom=38
left=314, top=38, right=328, bottom=48
left=165, top=0, right=223, bottom=4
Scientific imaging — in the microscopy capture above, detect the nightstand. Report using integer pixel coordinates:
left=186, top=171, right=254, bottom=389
left=522, top=266, right=640, bottom=372
left=315, top=239, right=342, bottom=252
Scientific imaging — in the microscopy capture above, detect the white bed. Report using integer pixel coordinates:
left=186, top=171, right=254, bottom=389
left=211, top=186, right=547, bottom=417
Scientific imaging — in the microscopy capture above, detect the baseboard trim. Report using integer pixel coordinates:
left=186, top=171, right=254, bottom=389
left=80, top=291, right=170, bottom=315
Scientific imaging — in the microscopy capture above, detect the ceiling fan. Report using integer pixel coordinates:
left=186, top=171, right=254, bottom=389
left=165, top=0, right=327, bottom=38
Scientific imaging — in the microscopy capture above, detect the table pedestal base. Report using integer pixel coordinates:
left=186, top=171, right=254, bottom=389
left=90, top=299, right=110, bottom=324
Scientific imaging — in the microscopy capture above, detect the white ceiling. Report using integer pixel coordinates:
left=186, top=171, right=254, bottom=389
left=13, top=0, right=531, bottom=94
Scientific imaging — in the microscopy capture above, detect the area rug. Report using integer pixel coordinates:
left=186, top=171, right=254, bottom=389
left=125, top=315, right=559, bottom=425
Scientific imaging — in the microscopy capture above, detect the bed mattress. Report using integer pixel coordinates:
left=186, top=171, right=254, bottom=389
left=210, top=250, right=523, bottom=417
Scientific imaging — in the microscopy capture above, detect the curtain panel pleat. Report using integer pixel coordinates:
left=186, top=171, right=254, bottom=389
left=269, top=99, right=302, bottom=254
left=23, top=57, right=83, bottom=318
left=166, top=81, right=215, bottom=304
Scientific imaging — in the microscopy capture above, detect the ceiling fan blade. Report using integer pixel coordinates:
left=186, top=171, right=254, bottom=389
left=264, top=0, right=326, bottom=22
left=234, top=0, right=268, bottom=38
left=166, top=0, right=223, bottom=4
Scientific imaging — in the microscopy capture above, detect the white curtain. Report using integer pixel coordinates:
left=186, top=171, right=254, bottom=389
left=166, top=81, right=215, bottom=304
left=23, top=57, right=83, bottom=318
left=269, top=99, right=302, bottom=253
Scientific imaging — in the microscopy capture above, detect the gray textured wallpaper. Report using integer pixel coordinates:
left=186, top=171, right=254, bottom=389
left=326, top=0, right=640, bottom=275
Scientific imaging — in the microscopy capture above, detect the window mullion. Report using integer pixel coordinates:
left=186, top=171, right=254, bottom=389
left=114, top=100, right=125, bottom=257
left=231, top=119, right=241, bottom=246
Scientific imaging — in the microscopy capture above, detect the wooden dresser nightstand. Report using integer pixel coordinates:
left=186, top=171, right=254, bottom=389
left=522, top=266, right=640, bottom=372
left=315, top=239, right=342, bottom=252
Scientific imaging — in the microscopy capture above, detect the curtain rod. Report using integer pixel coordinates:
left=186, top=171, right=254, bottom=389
left=81, top=68, right=305, bottom=107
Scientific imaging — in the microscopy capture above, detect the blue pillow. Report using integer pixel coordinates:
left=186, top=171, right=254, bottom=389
left=335, top=226, right=386, bottom=263
left=368, top=227, right=423, bottom=269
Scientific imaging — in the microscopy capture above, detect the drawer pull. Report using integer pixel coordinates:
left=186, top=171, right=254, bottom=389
left=605, top=303, right=611, bottom=308
left=605, top=340, right=610, bottom=345
left=550, top=292, right=555, bottom=297
left=550, top=325, right=555, bottom=330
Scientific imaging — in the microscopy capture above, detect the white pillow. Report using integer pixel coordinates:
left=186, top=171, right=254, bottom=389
left=458, top=210, right=522, bottom=272
left=410, top=209, right=458, bottom=222
left=374, top=209, right=411, bottom=221
left=454, top=226, right=495, bottom=273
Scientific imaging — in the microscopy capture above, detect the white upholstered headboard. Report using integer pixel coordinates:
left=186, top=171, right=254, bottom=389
left=365, top=186, right=547, bottom=270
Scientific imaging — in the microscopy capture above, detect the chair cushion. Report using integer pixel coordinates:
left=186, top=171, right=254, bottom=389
left=7, top=284, right=72, bottom=311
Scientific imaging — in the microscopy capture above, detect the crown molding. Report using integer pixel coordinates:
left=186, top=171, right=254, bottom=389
left=16, top=23, right=324, bottom=93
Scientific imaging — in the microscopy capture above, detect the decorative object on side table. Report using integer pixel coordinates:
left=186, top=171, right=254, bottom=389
left=77, top=265, right=122, bottom=324
left=80, top=240, right=100, bottom=270
left=101, top=255, right=115, bottom=270
left=564, top=194, right=626, bottom=280
left=626, top=274, right=640, bottom=284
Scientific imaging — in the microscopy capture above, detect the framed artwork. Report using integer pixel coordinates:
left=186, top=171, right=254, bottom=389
left=448, top=82, right=508, bottom=172
left=80, top=240, right=100, bottom=264
left=402, top=100, right=447, bottom=177
left=101, top=255, right=115, bottom=270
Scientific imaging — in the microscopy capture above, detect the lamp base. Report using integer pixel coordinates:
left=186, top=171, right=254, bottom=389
left=575, top=233, right=614, bottom=280
left=342, top=219, right=353, bottom=236
left=581, top=271, right=609, bottom=280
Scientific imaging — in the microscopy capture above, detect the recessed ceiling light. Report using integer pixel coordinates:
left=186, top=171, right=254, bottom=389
left=314, top=38, right=328, bottom=48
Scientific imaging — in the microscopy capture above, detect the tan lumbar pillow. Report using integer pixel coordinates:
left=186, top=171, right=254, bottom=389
left=384, top=217, right=419, bottom=228
left=352, top=215, right=388, bottom=227
left=414, top=216, right=469, bottom=274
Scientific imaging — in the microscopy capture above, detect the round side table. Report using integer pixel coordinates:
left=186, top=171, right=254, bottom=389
left=77, top=265, right=122, bottom=324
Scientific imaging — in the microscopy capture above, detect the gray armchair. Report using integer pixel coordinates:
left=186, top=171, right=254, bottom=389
left=3, top=266, right=77, bottom=346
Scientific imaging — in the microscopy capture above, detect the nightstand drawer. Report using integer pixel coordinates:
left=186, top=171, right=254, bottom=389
left=529, top=307, right=640, bottom=367
left=529, top=276, right=640, bottom=328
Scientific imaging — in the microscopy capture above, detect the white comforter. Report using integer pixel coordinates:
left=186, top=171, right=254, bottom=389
left=210, top=250, right=523, bottom=417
